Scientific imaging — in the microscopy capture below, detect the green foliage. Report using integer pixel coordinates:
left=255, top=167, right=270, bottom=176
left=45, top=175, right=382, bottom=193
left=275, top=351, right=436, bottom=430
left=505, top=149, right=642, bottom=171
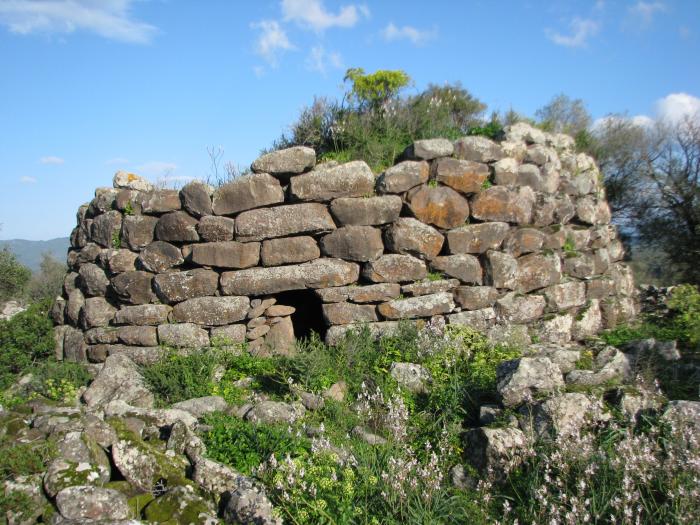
left=466, top=119, right=504, bottom=140
left=427, top=271, right=444, bottom=281
left=27, top=253, right=66, bottom=303
left=344, top=68, right=411, bottom=111
left=666, top=284, right=700, bottom=346
left=427, top=179, right=439, bottom=188
left=31, top=360, right=92, bottom=403
left=111, top=231, right=121, bottom=249
left=0, top=247, right=31, bottom=302
left=0, top=300, right=54, bottom=390
left=562, top=235, right=576, bottom=254
left=202, top=412, right=309, bottom=475
left=0, top=438, right=55, bottom=479
left=123, top=201, right=135, bottom=215
left=535, top=93, right=591, bottom=136
left=142, top=350, right=220, bottom=405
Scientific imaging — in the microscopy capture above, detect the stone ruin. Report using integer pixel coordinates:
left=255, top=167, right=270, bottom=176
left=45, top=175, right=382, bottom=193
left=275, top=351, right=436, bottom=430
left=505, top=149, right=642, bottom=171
left=51, top=122, right=638, bottom=364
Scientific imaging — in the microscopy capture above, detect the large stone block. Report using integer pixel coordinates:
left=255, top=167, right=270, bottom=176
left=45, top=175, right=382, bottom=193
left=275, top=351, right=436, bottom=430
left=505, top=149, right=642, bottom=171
left=325, top=321, right=402, bottom=346
left=153, top=269, right=219, bottom=304
left=138, top=241, right=184, bottom=273
left=408, top=185, right=470, bottom=229
left=430, top=254, right=482, bottom=284
left=90, top=210, right=123, bottom=248
left=289, top=160, right=375, bottom=201
left=78, top=263, right=110, bottom=297
left=155, top=211, right=199, bottom=242
left=433, top=158, right=489, bottom=194
left=401, top=278, right=459, bottom=297
left=212, top=173, right=285, bottom=215
left=172, top=296, right=250, bottom=326
left=235, top=203, right=336, bottom=242
left=516, top=253, right=562, bottom=293
left=113, top=171, right=153, bottom=192
left=405, top=138, right=454, bottom=160
left=330, top=195, right=402, bottom=226
left=384, top=218, right=444, bottom=259
left=316, top=283, right=401, bottom=303
left=263, top=316, right=296, bottom=356
left=261, top=236, right=320, bottom=266
left=362, top=254, right=427, bottom=283
left=80, top=297, right=117, bottom=329
left=470, top=186, right=535, bottom=224
left=197, top=216, right=235, bottom=242
left=106, top=249, right=138, bottom=273
left=447, top=307, right=497, bottom=332
left=190, top=241, right=260, bottom=269
left=110, top=271, right=154, bottom=305
left=114, top=304, right=171, bottom=325
left=497, top=357, right=564, bottom=407
left=121, top=215, right=158, bottom=251
left=453, top=136, right=504, bottom=162
left=320, top=225, right=384, bottom=262
left=158, top=323, right=210, bottom=348
left=65, top=288, right=84, bottom=324
left=117, top=326, right=159, bottom=346
left=485, top=251, right=519, bottom=290
left=376, top=161, right=429, bottom=194
left=503, top=228, right=545, bottom=257
left=576, top=197, right=611, bottom=225
left=496, top=292, right=546, bottom=323
left=453, top=286, right=499, bottom=310
left=446, top=222, right=510, bottom=254
left=179, top=181, right=213, bottom=217
left=63, top=326, right=87, bottom=362
left=88, top=188, right=118, bottom=216
left=543, top=281, right=587, bottom=311
left=493, top=157, right=519, bottom=185
left=221, top=258, right=359, bottom=296
left=378, top=292, right=455, bottom=319
left=322, top=302, right=378, bottom=325
left=563, top=253, right=596, bottom=279
left=251, top=146, right=316, bottom=176
left=141, top=189, right=181, bottom=214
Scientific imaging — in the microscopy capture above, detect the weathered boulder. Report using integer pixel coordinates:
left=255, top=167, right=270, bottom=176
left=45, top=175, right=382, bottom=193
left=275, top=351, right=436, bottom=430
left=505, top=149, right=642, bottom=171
left=322, top=302, right=378, bottom=325
left=362, top=254, right=427, bottom=283
left=401, top=278, right=459, bottom=297
left=453, top=286, right=499, bottom=310
left=153, top=268, right=219, bottom=304
left=544, top=281, right=587, bottom=311
left=121, top=215, right=158, bottom=251
left=408, top=185, right=470, bottom=229
left=320, top=225, right=384, bottom=262
left=82, top=354, right=154, bottom=408
left=117, top=325, right=158, bottom=346
left=55, top=486, right=129, bottom=521
left=325, top=321, right=401, bottom=345
left=384, top=218, right=444, bottom=259
left=172, top=396, right=228, bottom=418
left=447, top=222, right=510, bottom=254
left=190, top=241, right=260, bottom=269
left=158, top=323, right=210, bottom=348
left=330, top=195, right=402, bottom=226
left=454, top=136, right=504, bottom=162
left=261, top=236, right=320, bottom=266
left=106, top=249, right=138, bottom=273
left=493, top=157, right=519, bottom=185
left=290, top=160, right=375, bottom=201
left=142, top=188, right=181, bottom=214
left=235, top=203, right=336, bottom=242
left=521, top=393, right=603, bottom=439
left=197, top=215, right=235, bottom=242
left=448, top=307, right=497, bottom=332
left=503, top=228, right=545, bottom=257
left=316, top=283, right=401, bottom=303
left=496, top=292, right=546, bottom=323
left=378, top=292, right=455, bottom=319
left=78, top=263, right=110, bottom=297
left=155, top=211, right=199, bottom=242
left=80, top=297, right=116, bottom=329
left=471, top=186, right=535, bottom=224
left=516, top=253, right=562, bottom=293
left=90, top=210, right=122, bottom=248
left=172, top=296, right=250, bottom=325
left=433, top=158, right=489, bottom=194
left=180, top=181, right=213, bottom=217
left=114, top=304, right=172, bottom=326
left=497, top=357, right=564, bottom=407
left=212, top=173, right=285, bottom=215
left=113, top=170, right=153, bottom=192
left=406, top=138, right=454, bottom=160
left=211, top=324, right=247, bottom=345
left=112, top=437, right=189, bottom=493
left=251, top=146, right=316, bottom=176
left=486, top=251, right=519, bottom=290
left=138, top=240, right=183, bottom=273
left=390, top=362, right=431, bottom=393
left=430, top=254, right=482, bottom=284
left=246, top=401, right=304, bottom=425
left=221, top=258, right=359, bottom=295
left=576, top=197, right=611, bottom=225
left=89, top=188, right=118, bottom=216
left=464, top=427, right=528, bottom=476
left=110, top=271, right=154, bottom=304
left=263, top=316, right=296, bottom=355
left=563, top=253, right=596, bottom=279
left=377, top=160, right=429, bottom=193
left=63, top=325, right=88, bottom=362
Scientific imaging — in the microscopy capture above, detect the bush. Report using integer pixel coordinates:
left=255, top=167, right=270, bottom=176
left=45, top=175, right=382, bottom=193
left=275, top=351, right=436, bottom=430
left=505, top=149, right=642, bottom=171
left=142, top=350, right=221, bottom=406
left=0, top=247, right=31, bottom=302
left=26, top=253, right=66, bottom=303
left=0, top=300, right=54, bottom=390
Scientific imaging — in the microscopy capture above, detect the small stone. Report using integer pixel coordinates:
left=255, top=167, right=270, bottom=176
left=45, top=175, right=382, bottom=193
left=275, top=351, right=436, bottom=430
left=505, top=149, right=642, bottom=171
left=390, top=362, right=431, bottom=393
left=496, top=292, right=546, bottom=323
left=113, top=171, right=153, bottom=192
left=454, top=286, right=499, bottom=310
left=289, top=160, right=375, bottom=202
left=138, top=240, right=184, bottom=273
left=377, top=161, right=429, bottom=194
left=486, top=250, right=519, bottom=290
left=447, top=307, right=497, bottom=332
left=211, top=324, right=247, bottom=345
left=180, top=181, right=213, bottom=217
left=362, top=254, right=427, bottom=283
left=447, top=222, right=510, bottom=254
left=351, top=426, right=387, bottom=445
left=378, top=292, right=455, bottom=319
left=265, top=305, right=295, bottom=316
left=384, top=218, right=444, bottom=260
left=408, top=185, right=471, bottom=229
left=433, top=158, right=489, bottom=194
left=158, top=323, right=210, bottom=348
left=430, top=254, right=482, bottom=284
left=251, top=146, right=316, bottom=175
left=247, top=325, right=270, bottom=340
left=504, top=228, right=545, bottom=257
left=497, top=357, right=564, bottom=407
left=246, top=401, right=304, bottom=425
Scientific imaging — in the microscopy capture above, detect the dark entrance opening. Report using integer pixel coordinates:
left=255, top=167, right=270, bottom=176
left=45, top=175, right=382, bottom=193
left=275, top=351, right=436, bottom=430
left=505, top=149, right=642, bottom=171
left=273, top=289, right=327, bottom=341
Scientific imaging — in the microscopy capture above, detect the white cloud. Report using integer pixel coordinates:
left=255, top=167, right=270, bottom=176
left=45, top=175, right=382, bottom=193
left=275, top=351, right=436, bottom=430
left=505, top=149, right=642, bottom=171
left=281, top=0, right=367, bottom=32
left=628, top=1, right=666, bottom=27
left=39, top=155, right=64, bottom=165
left=19, top=175, right=37, bottom=184
left=250, top=19, right=294, bottom=66
left=382, top=22, right=436, bottom=46
left=134, top=161, right=178, bottom=178
left=655, top=93, right=700, bottom=124
left=631, top=115, right=656, bottom=128
left=305, top=45, right=342, bottom=75
left=546, top=17, right=599, bottom=48
left=591, top=114, right=654, bottom=131
left=0, top=0, right=157, bottom=44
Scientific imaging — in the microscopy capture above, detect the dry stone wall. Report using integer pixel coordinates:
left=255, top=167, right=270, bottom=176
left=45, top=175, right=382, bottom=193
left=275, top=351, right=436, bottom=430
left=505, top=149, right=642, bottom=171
left=51, top=122, right=637, bottom=364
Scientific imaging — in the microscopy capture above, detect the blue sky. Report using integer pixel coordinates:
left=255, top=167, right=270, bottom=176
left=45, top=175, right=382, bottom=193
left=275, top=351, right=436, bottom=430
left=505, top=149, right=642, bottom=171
left=1, top=0, right=699, bottom=240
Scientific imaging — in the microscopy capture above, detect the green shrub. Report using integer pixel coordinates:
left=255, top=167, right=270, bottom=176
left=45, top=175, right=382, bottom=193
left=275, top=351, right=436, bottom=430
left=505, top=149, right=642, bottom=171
left=31, top=360, right=92, bottom=403
left=142, top=350, right=220, bottom=405
left=202, top=412, right=309, bottom=475
left=0, top=300, right=54, bottom=390
left=0, top=247, right=31, bottom=302
left=0, top=438, right=55, bottom=479
left=667, top=284, right=700, bottom=346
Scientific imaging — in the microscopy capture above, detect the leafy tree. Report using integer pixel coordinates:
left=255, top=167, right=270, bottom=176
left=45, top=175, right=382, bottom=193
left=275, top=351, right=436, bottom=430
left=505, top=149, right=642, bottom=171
left=0, top=247, right=31, bottom=302
left=27, top=253, right=66, bottom=303
left=535, top=93, right=592, bottom=136
left=343, top=68, right=411, bottom=111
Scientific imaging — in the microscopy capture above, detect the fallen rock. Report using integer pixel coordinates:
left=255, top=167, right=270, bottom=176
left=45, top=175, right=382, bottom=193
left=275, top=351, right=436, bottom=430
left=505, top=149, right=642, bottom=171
left=497, top=357, right=564, bottom=407
left=246, top=401, right=304, bottom=425
left=82, top=354, right=154, bottom=409
left=55, top=486, right=129, bottom=521
left=464, top=427, right=528, bottom=476
left=390, top=362, right=431, bottom=393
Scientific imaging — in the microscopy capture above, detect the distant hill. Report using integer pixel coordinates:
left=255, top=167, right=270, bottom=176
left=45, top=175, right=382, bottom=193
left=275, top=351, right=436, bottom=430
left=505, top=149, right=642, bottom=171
left=0, top=238, right=70, bottom=272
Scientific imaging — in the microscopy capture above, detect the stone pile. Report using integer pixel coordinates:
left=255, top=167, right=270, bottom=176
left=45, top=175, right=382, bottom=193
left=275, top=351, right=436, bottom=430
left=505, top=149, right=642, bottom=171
left=52, top=122, right=637, bottom=361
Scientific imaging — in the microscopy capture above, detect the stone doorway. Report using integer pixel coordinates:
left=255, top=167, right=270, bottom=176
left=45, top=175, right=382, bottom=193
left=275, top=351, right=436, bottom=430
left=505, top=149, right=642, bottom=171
left=274, top=289, right=327, bottom=341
